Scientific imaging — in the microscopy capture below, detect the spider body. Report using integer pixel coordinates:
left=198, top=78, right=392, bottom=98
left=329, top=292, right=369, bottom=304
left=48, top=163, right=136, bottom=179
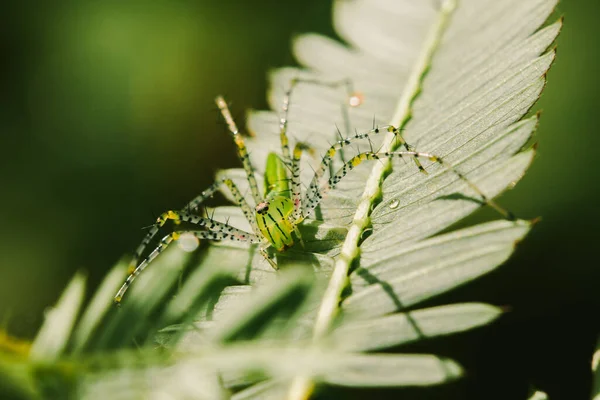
left=114, top=78, right=512, bottom=303
left=255, top=195, right=297, bottom=253
left=256, top=150, right=312, bottom=253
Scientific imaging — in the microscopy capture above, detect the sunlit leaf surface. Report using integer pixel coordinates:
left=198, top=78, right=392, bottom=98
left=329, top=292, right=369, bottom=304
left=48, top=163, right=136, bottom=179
left=6, top=0, right=560, bottom=399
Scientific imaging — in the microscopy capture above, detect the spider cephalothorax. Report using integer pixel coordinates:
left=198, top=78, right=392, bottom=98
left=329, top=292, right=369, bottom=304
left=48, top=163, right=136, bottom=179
left=114, top=78, right=511, bottom=303
left=255, top=202, right=270, bottom=215
left=255, top=195, right=297, bottom=253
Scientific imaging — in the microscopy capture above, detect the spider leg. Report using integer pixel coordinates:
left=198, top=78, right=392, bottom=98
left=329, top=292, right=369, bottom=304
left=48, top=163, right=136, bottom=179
left=302, top=125, right=415, bottom=215
left=129, top=178, right=259, bottom=273
left=216, top=96, right=262, bottom=205
left=292, top=223, right=304, bottom=248
left=393, top=128, right=425, bottom=172
left=290, top=141, right=316, bottom=222
left=259, top=246, right=278, bottom=270
left=280, top=76, right=373, bottom=220
left=278, top=81, right=295, bottom=165
left=115, top=229, right=261, bottom=303
left=279, top=77, right=358, bottom=166
left=187, top=178, right=259, bottom=233
left=304, top=149, right=514, bottom=220
left=131, top=210, right=260, bottom=273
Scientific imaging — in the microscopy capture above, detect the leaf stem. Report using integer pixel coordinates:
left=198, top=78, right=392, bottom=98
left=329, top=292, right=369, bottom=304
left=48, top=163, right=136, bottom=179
left=286, top=1, right=457, bottom=399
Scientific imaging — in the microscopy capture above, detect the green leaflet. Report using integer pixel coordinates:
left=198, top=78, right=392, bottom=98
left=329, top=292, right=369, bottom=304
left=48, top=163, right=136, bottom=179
left=343, top=220, right=531, bottom=316
left=30, top=272, right=86, bottom=362
left=331, top=302, right=503, bottom=352
left=70, top=261, right=128, bottom=354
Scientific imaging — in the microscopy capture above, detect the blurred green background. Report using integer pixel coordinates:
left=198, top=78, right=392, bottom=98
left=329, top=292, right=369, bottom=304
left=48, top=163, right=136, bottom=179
left=0, top=0, right=598, bottom=399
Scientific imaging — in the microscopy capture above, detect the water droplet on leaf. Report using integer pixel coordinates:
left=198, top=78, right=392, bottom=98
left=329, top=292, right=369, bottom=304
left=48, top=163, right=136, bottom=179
left=349, top=92, right=363, bottom=107
left=177, top=232, right=200, bottom=252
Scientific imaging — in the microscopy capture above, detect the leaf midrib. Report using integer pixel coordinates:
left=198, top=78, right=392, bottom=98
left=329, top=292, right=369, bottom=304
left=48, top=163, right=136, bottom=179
left=286, top=1, right=459, bottom=399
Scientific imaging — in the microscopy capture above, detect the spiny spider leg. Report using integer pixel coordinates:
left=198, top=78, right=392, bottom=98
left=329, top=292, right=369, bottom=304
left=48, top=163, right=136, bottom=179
left=216, top=96, right=262, bottom=205
left=118, top=209, right=262, bottom=303
left=279, top=77, right=360, bottom=166
left=304, top=149, right=514, bottom=220
left=156, top=210, right=260, bottom=242
left=278, top=81, right=295, bottom=165
left=302, top=125, right=425, bottom=217
left=128, top=178, right=258, bottom=274
left=115, top=229, right=261, bottom=303
left=393, top=130, right=424, bottom=171
left=259, top=247, right=278, bottom=269
left=188, top=179, right=259, bottom=234
left=290, top=141, right=315, bottom=222
left=130, top=209, right=260, bottom=275
left=303, top=125, right=388, bottom=215
left=278, top=76, right=363, bottom=221
left=280, top=76, right=422, bottom=173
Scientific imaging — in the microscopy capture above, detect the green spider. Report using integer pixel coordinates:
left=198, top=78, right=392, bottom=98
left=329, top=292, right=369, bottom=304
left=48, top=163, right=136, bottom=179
left=114, top=78, right=511, bottom=303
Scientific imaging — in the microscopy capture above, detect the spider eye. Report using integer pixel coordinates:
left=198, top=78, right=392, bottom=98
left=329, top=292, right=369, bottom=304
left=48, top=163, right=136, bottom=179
left=256, top=202, right=269, bottom=214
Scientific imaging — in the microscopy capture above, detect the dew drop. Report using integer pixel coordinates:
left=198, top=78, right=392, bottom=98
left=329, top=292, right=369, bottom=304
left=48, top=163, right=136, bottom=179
left=177, top=232, right=200, bottom=252
left=348, top=92, right=364, bottom=107
left=389, top=200, right=400, bottom=209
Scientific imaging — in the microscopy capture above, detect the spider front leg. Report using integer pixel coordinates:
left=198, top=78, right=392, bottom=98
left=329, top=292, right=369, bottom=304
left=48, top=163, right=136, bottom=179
left=128, top=178, right=258, bottom=274
left=117, top=209, right=261, bottom=303
left=115, top=228, right=261, bottom=303
left=216, top=96, right=262, bottom=205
